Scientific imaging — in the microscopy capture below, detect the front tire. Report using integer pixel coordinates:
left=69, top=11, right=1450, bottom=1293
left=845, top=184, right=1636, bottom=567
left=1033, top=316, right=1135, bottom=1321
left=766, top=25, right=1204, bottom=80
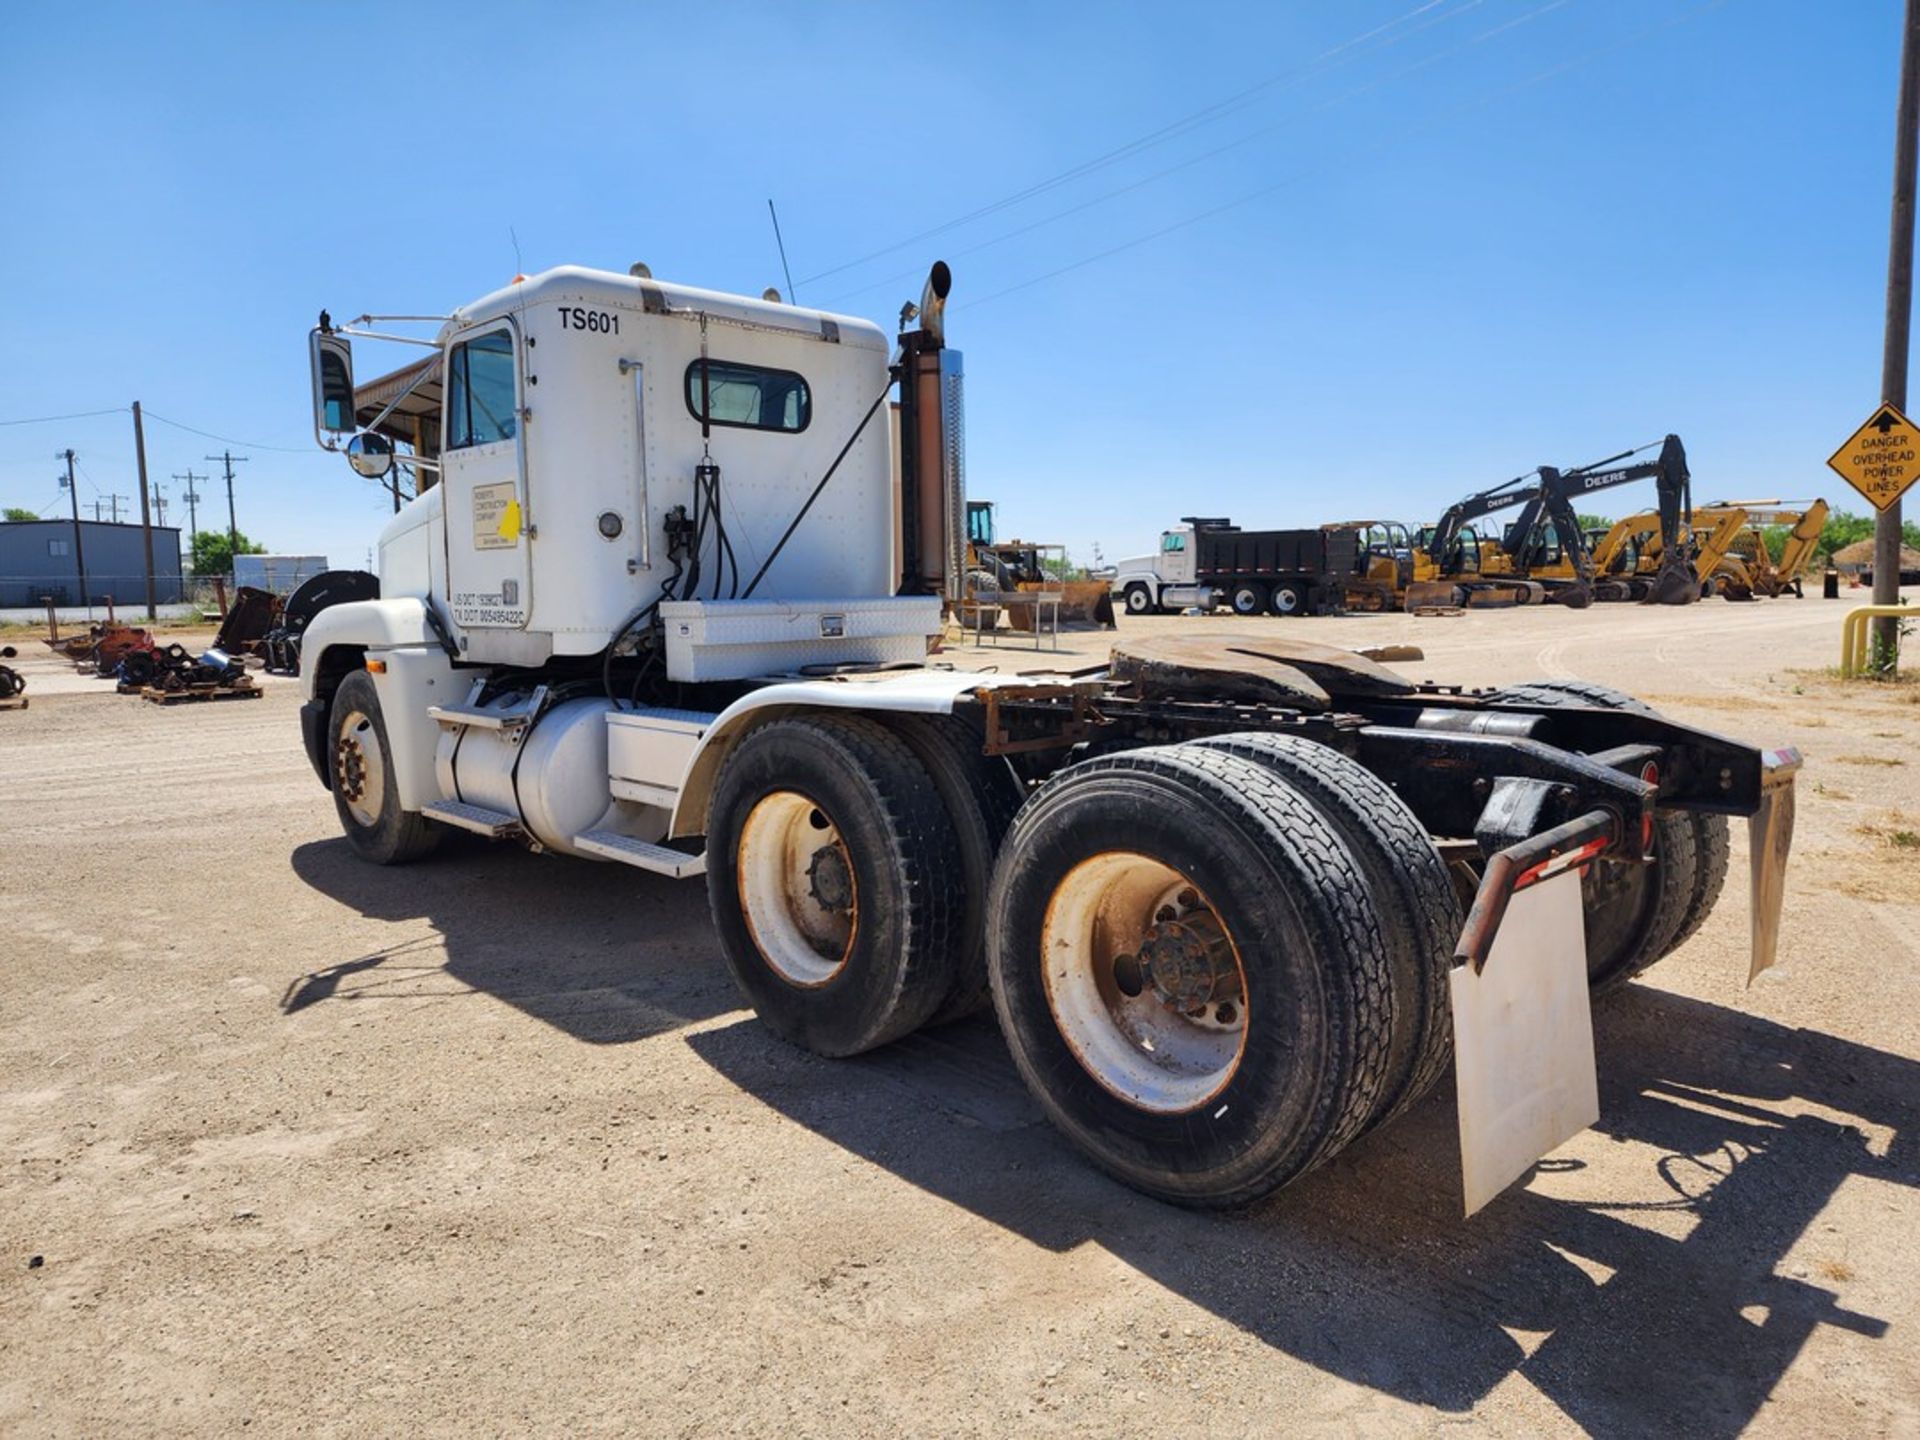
left=329, top=669, right=441, bottom=865
left=986, top=746, right=1395, bottom=1208
left=706, top=715, right=963, bottom=1057
left=1123, top=583, right=1157, bottom=617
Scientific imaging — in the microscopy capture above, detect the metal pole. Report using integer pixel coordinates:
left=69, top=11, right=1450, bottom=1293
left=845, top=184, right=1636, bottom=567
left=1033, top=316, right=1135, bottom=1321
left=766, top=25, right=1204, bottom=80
left=1875, top=0, right=1920, bottom=663
left=62, top=449, right=90, bottom=618
left=133, top=401, right=157, bottom=619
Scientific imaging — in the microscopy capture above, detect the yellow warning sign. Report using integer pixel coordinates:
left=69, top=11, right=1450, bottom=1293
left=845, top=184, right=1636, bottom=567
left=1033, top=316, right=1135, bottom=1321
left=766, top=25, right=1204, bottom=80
left=1828, top=404, right=1920, bottom=511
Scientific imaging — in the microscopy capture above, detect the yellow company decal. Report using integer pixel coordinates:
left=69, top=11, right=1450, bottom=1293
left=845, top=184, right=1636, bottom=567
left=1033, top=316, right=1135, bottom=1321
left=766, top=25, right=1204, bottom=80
left=472, top=481, right=521, bottom=550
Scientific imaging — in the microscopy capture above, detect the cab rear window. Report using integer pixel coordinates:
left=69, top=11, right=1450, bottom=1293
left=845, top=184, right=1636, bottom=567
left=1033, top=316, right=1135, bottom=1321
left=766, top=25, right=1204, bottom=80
left=684, top=359, right=810, bottom=433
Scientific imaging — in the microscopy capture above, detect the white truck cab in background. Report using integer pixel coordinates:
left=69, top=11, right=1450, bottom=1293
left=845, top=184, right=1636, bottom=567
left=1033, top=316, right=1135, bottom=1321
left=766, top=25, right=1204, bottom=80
left=1110, top=523, right=1215, bottom=616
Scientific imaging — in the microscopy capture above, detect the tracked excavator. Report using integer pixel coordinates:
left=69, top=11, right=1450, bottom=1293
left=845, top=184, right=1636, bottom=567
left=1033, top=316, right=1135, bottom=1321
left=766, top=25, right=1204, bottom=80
left=1496, top=434, right=1700, bottom=607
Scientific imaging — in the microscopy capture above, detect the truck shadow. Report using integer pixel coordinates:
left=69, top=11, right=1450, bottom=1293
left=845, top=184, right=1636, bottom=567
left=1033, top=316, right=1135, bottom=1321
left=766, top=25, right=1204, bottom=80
left=685, top=986, right=1915, bottom=1437
left=286, top=836, right=741, bottom=1044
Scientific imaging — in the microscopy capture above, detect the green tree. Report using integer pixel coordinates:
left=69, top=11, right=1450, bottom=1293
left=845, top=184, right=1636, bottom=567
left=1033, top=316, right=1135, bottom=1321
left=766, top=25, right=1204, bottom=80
left=191, top=529, right=267, bottom=577
left=1815, top=509, right=1920, bottom=563
left=3, top=506, right=40, bottom=522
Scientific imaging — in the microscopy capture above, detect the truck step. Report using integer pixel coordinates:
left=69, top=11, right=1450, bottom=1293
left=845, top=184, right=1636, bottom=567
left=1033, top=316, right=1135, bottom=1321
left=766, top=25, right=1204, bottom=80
left=572, top=830, right=707, bottom=878
left=421, top=800, right=522, bottom=838
left=427, top=683, right=550, bottom=734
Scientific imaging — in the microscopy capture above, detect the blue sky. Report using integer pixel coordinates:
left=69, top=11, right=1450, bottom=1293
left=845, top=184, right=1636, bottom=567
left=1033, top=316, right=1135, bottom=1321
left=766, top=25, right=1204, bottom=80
left=0, top=1, right=1903, bottom=572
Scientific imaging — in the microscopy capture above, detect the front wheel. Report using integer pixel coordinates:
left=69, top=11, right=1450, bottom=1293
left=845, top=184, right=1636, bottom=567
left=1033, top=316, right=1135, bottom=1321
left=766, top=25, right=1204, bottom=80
left=329, top=670, right=441, bottom=865
left=1123, top=583, right=1157, bottom=617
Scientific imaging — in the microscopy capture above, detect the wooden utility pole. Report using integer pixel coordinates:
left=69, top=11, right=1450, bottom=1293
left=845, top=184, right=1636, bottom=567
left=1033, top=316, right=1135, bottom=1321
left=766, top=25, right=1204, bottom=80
left=1875, top=0, right=1920, bottom=662
left=206, top=450, right=249, bottom=562
left=60, top=448, right=89, bottom=616
left=133, top=401, right=157, bottom=619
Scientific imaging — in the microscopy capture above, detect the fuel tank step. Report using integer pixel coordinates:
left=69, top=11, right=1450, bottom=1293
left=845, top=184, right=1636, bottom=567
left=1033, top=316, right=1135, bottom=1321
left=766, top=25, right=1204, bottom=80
left=572, top=830, right=707, bottom=878
left=421, top=800, right=522, bottom=838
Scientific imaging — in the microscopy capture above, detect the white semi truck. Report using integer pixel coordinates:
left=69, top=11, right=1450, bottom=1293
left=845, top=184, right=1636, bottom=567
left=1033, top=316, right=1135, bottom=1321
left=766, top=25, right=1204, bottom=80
left=300, top=261, right=1798, bottom=1215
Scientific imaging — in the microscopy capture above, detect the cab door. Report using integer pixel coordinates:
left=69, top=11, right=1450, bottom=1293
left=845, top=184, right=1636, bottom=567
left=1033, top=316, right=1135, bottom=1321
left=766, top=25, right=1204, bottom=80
left=441, top=321, right=531, bottom=629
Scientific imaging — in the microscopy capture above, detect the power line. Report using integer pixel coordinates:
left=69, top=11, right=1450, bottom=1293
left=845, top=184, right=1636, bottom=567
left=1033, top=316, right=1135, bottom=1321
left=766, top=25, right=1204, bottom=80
left=0, top=406, right=127, bottom=427
left=961, top=0, right=1721, bottom=312
left=143, top=408, right=308, bottom=453
left=824, top=0, right=1568, bottom=309
left=797, top=0, right=1471, bottom=289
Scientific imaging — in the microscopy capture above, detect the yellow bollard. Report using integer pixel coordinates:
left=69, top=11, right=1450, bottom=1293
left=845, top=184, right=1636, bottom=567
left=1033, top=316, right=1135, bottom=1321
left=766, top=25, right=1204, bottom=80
left=1840, top=605, right=1920, bottom=676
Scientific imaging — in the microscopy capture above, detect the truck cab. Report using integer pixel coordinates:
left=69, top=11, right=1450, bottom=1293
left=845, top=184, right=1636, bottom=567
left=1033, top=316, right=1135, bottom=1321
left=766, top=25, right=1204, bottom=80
left=1110, top=524, right=1211, bottom=615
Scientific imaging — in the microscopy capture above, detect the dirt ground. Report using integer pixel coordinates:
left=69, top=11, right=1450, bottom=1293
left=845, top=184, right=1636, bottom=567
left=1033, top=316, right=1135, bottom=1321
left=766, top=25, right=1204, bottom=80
left=2, top=597, right=1916, bottom=1437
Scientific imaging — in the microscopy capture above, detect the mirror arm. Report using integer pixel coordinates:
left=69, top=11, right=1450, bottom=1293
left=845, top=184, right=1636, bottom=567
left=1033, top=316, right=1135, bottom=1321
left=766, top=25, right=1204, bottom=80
left=361, top=358, right=440, bottom=440
left=336, top=325, right=441, bottom=349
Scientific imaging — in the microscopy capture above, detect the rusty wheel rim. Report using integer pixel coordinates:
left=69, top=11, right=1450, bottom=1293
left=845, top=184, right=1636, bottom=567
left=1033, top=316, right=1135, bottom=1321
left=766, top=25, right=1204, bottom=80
left=1041, top=852, right=1248, bottom=1113
left=334, top=708, right=384, bottom=829
left=737, top=791, right=857, bottom=987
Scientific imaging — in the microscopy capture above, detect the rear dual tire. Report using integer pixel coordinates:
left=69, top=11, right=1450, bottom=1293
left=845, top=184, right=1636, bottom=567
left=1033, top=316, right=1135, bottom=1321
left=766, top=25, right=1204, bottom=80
left=986, top=745, right=1408, bottom=1208
left=1492, top=680, right=1730, bottom=991
left=705, top=715, right=964, bottom=1057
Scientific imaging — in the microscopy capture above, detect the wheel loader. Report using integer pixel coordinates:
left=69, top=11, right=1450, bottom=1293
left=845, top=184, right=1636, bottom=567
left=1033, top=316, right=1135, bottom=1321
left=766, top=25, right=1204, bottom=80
left=295, top=260, right=1799, bottom=1217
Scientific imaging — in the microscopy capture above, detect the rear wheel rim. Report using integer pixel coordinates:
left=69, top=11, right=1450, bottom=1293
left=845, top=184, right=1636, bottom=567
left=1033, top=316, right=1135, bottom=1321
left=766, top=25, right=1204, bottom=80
left=1041, top=851, right=1248, bottom=1113
left=737, top=791, right=858, bottom=987
left=1275, top=587, right=1300, bottom=614
left=334, top=709, right=384, bottom=828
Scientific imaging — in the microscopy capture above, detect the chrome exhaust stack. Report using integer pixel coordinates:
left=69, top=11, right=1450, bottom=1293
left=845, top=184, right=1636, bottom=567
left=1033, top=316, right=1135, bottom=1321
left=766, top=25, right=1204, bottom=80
left=896, top=263, right=965, bottom=604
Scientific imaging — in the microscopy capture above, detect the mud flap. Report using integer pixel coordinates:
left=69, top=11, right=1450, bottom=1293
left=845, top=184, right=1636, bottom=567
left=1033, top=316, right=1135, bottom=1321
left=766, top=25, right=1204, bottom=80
left=1450, top=870, right=1598, bottom=1217
left=1747, top=747, right=1801, bottom=985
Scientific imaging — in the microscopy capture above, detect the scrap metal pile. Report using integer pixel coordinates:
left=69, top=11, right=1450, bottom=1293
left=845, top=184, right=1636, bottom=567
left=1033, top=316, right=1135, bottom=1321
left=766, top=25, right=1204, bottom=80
left=0, top=646, right=25, bottom=710
left=112, top=643, right=256, bottom=700
left=47, top=619, right=260, bottom=704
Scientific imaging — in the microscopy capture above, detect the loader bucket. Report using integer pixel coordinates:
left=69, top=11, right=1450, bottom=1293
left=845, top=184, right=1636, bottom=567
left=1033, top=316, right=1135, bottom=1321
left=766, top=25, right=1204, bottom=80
left=1546, top=583, right=1594, bottom=609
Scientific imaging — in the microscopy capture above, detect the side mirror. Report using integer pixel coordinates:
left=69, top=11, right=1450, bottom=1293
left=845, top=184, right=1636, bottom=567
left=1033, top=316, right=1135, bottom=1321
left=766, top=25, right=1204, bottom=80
left=346, top=431, right=394, bottom=480
left=310, top=329, right=356, bottom=440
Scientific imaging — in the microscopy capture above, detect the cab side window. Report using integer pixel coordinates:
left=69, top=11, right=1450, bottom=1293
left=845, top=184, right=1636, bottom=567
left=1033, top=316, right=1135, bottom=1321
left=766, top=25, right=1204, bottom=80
left=1162, top=533, right=1186, bottom=553
left=446, top=329, right=518, bottom=449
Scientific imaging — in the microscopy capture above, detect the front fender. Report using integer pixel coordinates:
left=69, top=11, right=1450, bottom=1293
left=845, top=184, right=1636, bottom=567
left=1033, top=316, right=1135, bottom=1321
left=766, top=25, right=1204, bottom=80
left=299, top=599, right=441, bottom=704
left=667, top=670, right=1000, bottom=838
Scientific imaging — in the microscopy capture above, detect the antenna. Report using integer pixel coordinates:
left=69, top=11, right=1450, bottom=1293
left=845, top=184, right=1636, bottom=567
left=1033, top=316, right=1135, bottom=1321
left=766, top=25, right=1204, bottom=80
left=510, top=225, right=524, bottom=276
left=767, top=199, right=797, bottom=304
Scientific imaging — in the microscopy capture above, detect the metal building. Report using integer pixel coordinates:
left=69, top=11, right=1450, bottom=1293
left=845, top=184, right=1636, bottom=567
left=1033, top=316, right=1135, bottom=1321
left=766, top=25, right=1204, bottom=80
left=0, top=519, right=185, bottom=607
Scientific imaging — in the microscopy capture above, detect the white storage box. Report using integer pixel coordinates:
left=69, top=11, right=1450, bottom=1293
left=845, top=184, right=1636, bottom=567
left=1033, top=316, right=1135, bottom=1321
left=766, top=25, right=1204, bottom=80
left=607, top=706, right=715, bottom=809
left=659, top=597, right=941, bottom=683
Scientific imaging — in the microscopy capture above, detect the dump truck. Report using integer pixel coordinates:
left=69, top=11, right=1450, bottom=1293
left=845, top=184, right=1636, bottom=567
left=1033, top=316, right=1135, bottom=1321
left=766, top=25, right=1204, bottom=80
left=1112, top=518, right=1357, bottom=616
left=299, top=261, right=1799, bottom=1216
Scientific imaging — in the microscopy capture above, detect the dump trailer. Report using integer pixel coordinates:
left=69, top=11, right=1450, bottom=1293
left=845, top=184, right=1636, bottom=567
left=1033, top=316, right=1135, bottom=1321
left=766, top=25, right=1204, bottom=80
left=298, top=262, right=1799, bottom=1217
left=1112, top=518, right=1357, bottom=617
